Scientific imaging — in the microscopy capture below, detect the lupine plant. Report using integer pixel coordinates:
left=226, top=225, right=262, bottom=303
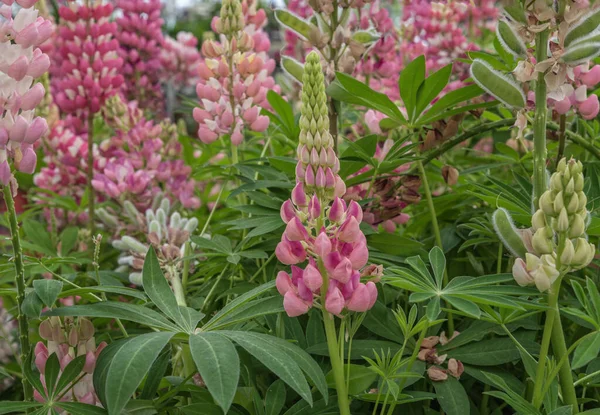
left=4, top=0, right=600, bottom=414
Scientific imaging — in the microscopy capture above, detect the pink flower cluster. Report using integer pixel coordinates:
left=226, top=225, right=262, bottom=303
left=276, top=193, right=377, bottom=316
left=34, top=121, right=105, bottom=226
left=0, top=0, right=52, bottom=184
left=93, top=100, right=200, bottom=210
left=401, top=0, right=498, bottom=87
left=54, top=0, right=123, bottom=133
left=116, top=0, right=164, bottom=113
left=192, top=0, right=275, bottom=146
left=34, top=317, right=106, bottom=405
left=545, top=65, right=600, bottom=120
left=160, top=32, right=202, bottom=89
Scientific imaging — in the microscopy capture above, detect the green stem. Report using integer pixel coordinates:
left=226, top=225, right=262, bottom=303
left=181, top=242, right=191, bottom=292
left=322, top=312, right=350, bottom=415
left=556, top=114, right=567, bottom=168
left=3, top=184, right=32, bottom=401
left=87, top=100, right=95, bottom=240
left=416, top=159, right=454, bottom=334
left=550, top=302, right=579, bottom=412
left=533, top=30, right=549, bottom=205
left=532, top=283, right=558, bottom=407
left=318, top=258, right=350, bottom=415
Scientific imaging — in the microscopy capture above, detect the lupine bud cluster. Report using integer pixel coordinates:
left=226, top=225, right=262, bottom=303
left=192, top=0, right=275, bottom=146
left=276, top=52, right=378, bottom=318
left=94, top=97, right=200, bottom=210
left=108, top=197, right=198, bottom=285
left=34, top=317, right=106, bottom=405
left=513, top=158, right=595, bottom=291
left=116, top=0, right=164, bottom=114
left=54, top=0, right=123, bottom=133
left=160, top=32, right=202, bottom=89
left=0, top=0, right=52, bottom=184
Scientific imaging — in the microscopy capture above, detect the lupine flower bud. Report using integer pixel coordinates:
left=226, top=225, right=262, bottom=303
left=571, top=238, right=596, bottom=269
left=560, top=238, right=575, bottom=265
left=532, top=228, right=553, bottom=255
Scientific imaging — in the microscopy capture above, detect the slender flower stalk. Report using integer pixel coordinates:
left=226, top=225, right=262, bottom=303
left=532, top=30, right=549, bottom=205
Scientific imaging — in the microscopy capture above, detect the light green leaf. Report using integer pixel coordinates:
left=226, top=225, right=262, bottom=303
left=265, top=380, right=287, bottom=415
left=33, top=279, right=63, bottom=308
left=0, top=402, right=43, bottom=414
left=96, top=332, right=174, bottom=415
left=496, top=20, right=527, bottom=57
left=429, top=247, right=446, bottom=289
left=432, top=377, right=470, bottom=415
left=190, top=332, right=239, bottom=413
left=220, top=331, right=314, bottom=406
left=45, top=302, right=180, bottom=331
left=572, top=331, right=600, bottom=369
left=564, top=9, right=600, bottom=47
left=275, top=10, right=316, bottom=40
left=142, top=248, right=184, bottom=328
left=399, top=55, right=426, bottom=121
left=561, top=42, right=600, bottom=65
left=326, top=364, right=377, bottom=396
left=415, top=64, right=452, bottom=118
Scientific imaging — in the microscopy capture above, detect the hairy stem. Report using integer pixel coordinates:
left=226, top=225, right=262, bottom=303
left=416, top=159, right=454, bottom=334
left=533, top=30, right=549, bottom=205
left=3, top=184, right=32, bottom=401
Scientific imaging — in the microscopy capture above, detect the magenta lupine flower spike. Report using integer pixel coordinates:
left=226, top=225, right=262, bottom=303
left=54, top=0, right=123, bottom=133
left=276, top=51, right=378, bottom=318
left=0, top=0, right=52, bottom=184
left=192, top=0, right=276, bottom=146
left=116, top=0, right=165, bottom=114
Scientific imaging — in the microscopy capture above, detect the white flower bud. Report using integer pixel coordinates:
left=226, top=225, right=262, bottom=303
left=575, top=174, right=584, bottom=192
left=577, top=192, right=587, bottom=212
left=532, top=227, right=554, bottom=254
left=556, top=208, right=570, bottom=232
left=185, top=217, right=199, bottom=233
left=560, top=238, right=574, bottom=265
left=565, top=178, right=575, bottom=195
left=557, top=158, right=567, bottom=173
left=553, top=191, right=565, bottom=214
left=512, top=257, right=534, bottom=286
left=550, top=173, right=563, bottom=192
left=121, top=236, right=148, bottom=254
left=568, top=214, right=585, bottom=239
left=566, top=192, right=579, bottom=214
left=539, top=190, right=556, bottom=216
left=532, top=209, right=547, bottom=230
left=572, top=238, right=594, bottom=268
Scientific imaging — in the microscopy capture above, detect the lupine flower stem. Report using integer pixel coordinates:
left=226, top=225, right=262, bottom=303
left=416, top=159, right=453, bottom=334
left=3, top=184, right=32, bottom=401
left=318, top=258, right=351, bottom=415
left=550, top=296, right=579, bottom=412
left=532, top=29, right=549, bottom=205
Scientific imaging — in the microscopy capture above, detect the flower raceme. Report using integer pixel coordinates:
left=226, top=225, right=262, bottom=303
left=54, top=0, right=123, bottom=132
left=276, top=51, right=377, bottom=318
left=193, top=0, right=275, bottom=146
left=0, top=0, right=53, bottom=184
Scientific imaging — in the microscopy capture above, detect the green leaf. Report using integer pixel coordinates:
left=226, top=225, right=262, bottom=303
left=265, top=380, right=287, bottom=415
left=470, top=59, right=525, bottom=108
left=180, top=404, right=224, bottom=415
left=140, top=348, right=170, bottom=400
left=399, top=55, right=426, bottom=122
left=55, top=402, right=107, bottom=415
left=561, top=42, right=600, bottom=65
left=208, top=296, right=283, bottom=330
left=417, top=84, right=483, bottom=124
left=33, top=279, right=63, bottom=308
left=45, top=302, right=180, bottom=331
left=60, top=286, right=146, bottom=301
left=307, top=340, right=402, bottom=360
left=44, top=353, right=61, bottom=398
left=572, top=331, right=600, bottom=369
left=142, top=248, right=184, bottom=328
left=204, top=281, right=275, bottom=330
left=446, top=333, right=538, bottom=366
left=96, top=332, right=174, bottom=415
left=432, top=377, right=470, bottom=415
left=221, top=331, right=314, bottom=406
left=428, top=247, right=446, bottom=289
left=326, top=364, right=377, bottom=396
left=60, top=227, right=79, bottom=256
left=54, top=355, right=86, bottom=399
left=267, top=90, right=295, bottom=133
left=415, top=64, right=451, bottom=118
left=0, top=402, right=43, bottom=414
left=426, top=297, right=441, bottom=321
left=23, top=291, right=43, bottom=318
left=190, top=332, right=240, bottom=413
left=549, top=407, right=574, bottom=415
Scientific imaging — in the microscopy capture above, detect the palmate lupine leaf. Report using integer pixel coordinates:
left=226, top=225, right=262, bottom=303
left=385, top=249, right=539, bottom=320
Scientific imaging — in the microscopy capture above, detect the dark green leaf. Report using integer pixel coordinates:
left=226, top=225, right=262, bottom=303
left=33, top=279, right=63, bottom=308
